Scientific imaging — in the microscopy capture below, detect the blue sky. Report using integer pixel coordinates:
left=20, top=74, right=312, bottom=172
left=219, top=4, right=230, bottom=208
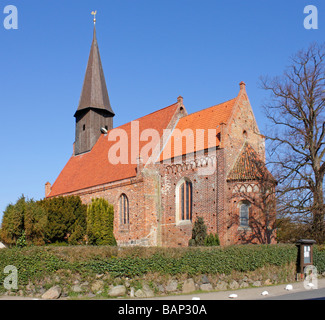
left=0, top=0, right=324, bottom=223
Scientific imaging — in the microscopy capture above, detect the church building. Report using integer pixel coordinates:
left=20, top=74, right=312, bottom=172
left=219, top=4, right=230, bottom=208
left=45, top=24, right=276, bottom=247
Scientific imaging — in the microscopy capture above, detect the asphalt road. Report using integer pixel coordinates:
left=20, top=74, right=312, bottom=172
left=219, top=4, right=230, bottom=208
left=263, top=287, right=325, bottom=300
left=148, top=278, right=325, bottom=301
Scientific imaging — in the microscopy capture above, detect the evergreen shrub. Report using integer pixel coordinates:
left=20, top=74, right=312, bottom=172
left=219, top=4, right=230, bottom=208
left=87, top=198, right=117, bottom=246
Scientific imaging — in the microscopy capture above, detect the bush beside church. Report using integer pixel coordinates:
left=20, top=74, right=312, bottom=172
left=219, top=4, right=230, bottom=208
left=0, top=195, right=117, bottom=246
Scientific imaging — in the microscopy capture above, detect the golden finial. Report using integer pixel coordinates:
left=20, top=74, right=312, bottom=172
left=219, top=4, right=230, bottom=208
left=91, top=10, right=97, bottom=24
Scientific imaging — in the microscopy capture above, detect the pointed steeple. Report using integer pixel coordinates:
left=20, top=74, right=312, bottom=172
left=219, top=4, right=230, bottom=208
left=74, top=18, right=115, bottom=156
left=75, top=24, right=114, bottom=117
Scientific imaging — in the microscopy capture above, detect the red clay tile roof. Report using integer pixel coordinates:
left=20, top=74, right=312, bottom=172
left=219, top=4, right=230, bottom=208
left=160, top=98, right=237, bottom=160
left=227, top=142, right=274, bottom=182
left=48, top=102, right=179, bottom=197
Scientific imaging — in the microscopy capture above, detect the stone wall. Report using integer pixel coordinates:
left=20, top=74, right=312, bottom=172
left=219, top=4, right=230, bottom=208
left=4, top=262, right=296, bottom=299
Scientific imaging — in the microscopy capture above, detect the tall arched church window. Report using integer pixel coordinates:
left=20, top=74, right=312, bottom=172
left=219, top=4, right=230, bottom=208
left=178, top=180, right=193, bottom=221
left=240, top=201, right=250, bottom=227
left=119, top=194, right=129, bottom=225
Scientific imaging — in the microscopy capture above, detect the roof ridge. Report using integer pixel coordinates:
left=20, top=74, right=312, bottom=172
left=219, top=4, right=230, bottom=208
left=182, top=97, right=237, bottom=120
left=110, top=102, right=179, bottom=131
left=133, top=101, right=179, bottom=121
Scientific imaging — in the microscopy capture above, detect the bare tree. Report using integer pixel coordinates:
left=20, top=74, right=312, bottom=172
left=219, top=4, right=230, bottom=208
left=261, top=43, right=325, bottom=243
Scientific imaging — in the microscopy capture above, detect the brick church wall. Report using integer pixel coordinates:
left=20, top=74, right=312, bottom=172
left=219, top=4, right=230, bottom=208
left=220, top=86, right=277, bottom=244
left=158, top=149, right=228, bottom=247
left=225, top=180, right=277, bottom=245
left=223, top=87, right=266, bottom=176
left=67, top=173, right=159, bottom=246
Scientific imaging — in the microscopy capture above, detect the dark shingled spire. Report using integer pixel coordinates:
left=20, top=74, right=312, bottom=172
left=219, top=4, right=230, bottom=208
left=75, top=25, right=114, bottom=117
left=74, top=23, right=114, bottom=155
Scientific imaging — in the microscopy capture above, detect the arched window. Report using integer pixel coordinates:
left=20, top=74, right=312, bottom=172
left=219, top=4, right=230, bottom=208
left=119, top=194, right=129, bottom=225
left=177, top=179, right=193, bottom=222
left=239, top=201, right=250, bottom=227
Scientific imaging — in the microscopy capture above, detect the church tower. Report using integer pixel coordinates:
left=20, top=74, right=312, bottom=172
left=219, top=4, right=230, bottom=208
left=74, top=19, right=114, bottom=155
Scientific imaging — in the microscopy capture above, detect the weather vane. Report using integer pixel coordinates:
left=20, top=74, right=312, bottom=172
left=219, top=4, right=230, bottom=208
left=91, top=10, right=97, bottom=24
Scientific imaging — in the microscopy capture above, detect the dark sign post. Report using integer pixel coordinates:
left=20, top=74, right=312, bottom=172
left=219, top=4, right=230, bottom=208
left=296, top=239, right=316, bottom=279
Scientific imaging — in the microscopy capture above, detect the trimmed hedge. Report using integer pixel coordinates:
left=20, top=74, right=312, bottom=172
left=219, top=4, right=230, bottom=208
left=0, top=244, right=299, bottom=290
left=314, top=245, right=325, bottom=273
left=0, top=247, right=68, bottom=288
